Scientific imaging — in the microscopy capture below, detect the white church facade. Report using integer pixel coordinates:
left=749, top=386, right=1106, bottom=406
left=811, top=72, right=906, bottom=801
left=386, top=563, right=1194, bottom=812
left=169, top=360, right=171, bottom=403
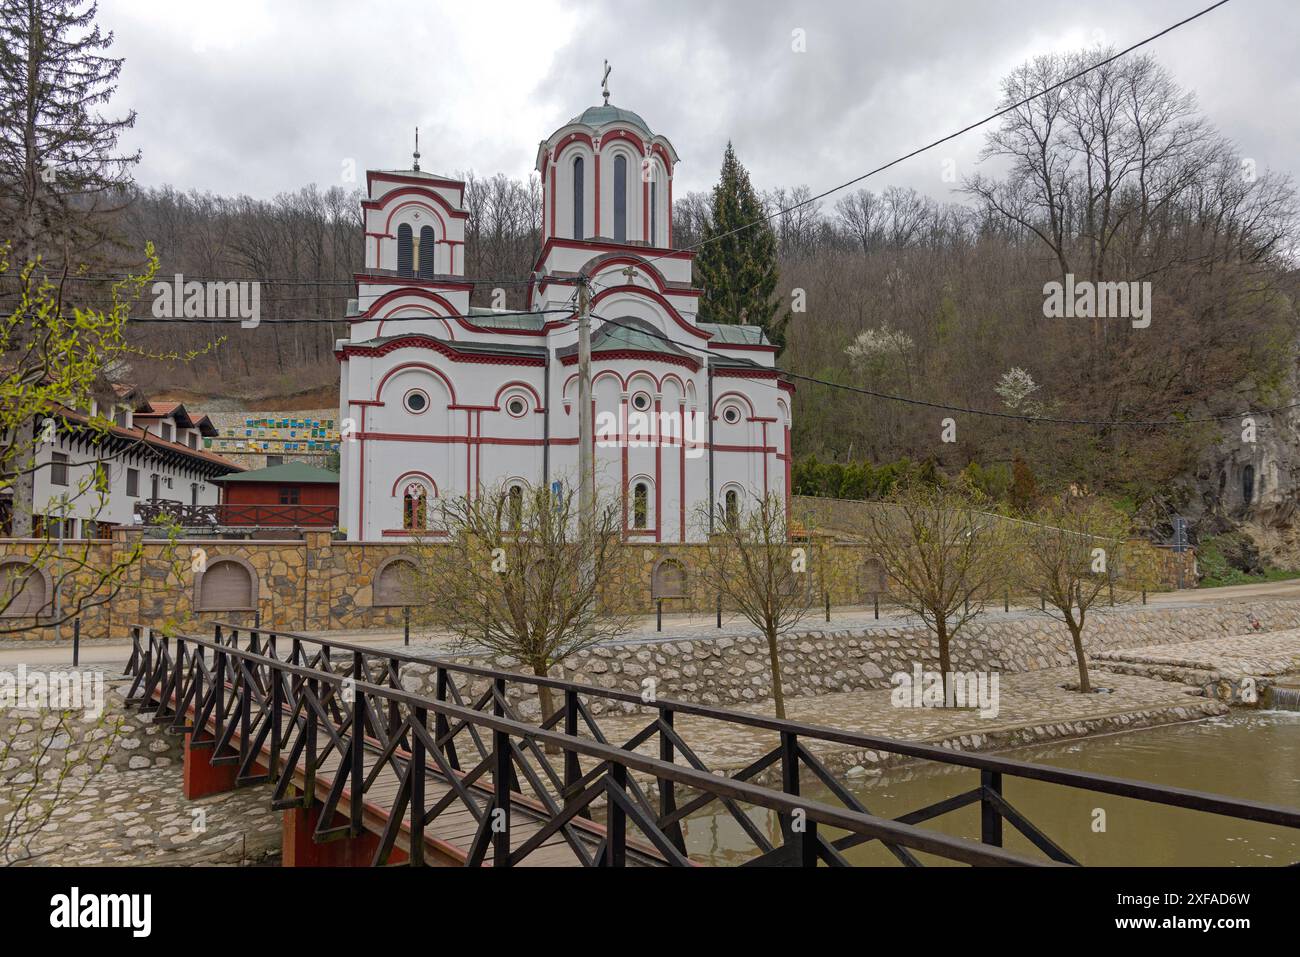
left=336, top=97, right=792, bottom=542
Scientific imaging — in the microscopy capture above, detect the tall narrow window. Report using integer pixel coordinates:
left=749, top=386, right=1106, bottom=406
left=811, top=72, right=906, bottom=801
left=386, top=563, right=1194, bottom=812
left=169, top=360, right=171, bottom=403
left=50, top=452, right=68, bottom=487
left=1242, top=465, right=1255, bottom=504
left=572, top=157, right=584, bottom=239
left=724, top=489, right=739, bottom=529
left=633, top=482, right=649, bottom=529
left=403, top=483, right=427, bottom=530
left=508, top=484, right=523, bottom=528
left=397, top=223, right=413, bottom=276
left=650, top=179, right=657, bottom=246
left=418, top=226, right=436, bottom=278
left=613, top=154, right=627, bottom=242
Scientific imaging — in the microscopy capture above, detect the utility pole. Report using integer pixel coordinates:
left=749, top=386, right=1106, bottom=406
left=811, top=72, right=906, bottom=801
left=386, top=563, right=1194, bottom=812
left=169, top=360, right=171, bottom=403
left=577, top=276, right=594, bottom=540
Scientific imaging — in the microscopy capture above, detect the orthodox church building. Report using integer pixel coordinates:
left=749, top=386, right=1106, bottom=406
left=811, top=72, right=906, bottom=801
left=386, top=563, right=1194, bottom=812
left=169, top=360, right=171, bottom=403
left=336, top=85, right=792, bottom=542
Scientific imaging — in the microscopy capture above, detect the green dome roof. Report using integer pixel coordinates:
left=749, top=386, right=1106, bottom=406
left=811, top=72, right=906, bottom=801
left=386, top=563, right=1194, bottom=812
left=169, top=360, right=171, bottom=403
left=568, top=104, right=652, bottom=137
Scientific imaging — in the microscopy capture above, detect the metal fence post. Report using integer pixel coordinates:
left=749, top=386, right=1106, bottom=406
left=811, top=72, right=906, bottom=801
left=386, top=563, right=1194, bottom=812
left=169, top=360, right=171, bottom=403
left=980, top=769, right=1003, bottom=847
left=404, top=606, right=411, bottom=646
left=72, top=618, right=80, bottom=666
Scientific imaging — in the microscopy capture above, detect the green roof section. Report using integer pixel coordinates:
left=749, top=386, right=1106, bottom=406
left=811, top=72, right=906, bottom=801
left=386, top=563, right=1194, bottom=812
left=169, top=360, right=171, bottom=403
left=216, top=462, right=340, bottom=484
left=698, top=322, right=771, bottom=346
left=569, top=104, right=653, bottom=137
left=467, top=307, right=549, bottom=331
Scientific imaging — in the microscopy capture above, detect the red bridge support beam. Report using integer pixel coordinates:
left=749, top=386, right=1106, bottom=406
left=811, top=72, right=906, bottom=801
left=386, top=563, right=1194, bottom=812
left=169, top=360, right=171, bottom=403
left=282, top=801, right=408, bottom=867
left=182, top=733, right=238, bottom=800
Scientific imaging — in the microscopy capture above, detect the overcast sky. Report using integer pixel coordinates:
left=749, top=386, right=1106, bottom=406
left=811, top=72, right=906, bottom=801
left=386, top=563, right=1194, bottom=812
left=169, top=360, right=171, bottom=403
left=98, top=0, right=1298, bottom=206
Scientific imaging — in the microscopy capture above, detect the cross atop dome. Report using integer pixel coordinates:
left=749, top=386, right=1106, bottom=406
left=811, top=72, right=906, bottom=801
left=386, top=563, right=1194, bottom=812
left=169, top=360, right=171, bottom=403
left=601, top=60, right=611, bottom=105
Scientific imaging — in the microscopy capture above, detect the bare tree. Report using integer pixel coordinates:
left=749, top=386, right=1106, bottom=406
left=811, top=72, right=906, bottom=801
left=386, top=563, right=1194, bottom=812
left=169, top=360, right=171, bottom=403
left=407, top=480, right=634, bottom=723
left=1016, top=495, right=1131, bottom=693
left=694, top=492, right=816, bottom=719
left=852, top=484, right=1009, bottom=695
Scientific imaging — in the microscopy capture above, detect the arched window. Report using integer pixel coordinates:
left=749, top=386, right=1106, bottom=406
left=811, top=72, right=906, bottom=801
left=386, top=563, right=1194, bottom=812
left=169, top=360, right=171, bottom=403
left=403, top=482, right=428, bottom=530
left=197, top=560, right=255, bottom=612
left=724, top=489, right=739, bottom=529
left=632, top=481, right=649, bottom=529
left=613, top=154, right=627, bottom=242
left=418, top=225, right=436, bottom=278
left=508, top=483, right=524, bottom=528
left=572, top=156, right=584, bottom=240
left=397, top=223, right=413, bottom=277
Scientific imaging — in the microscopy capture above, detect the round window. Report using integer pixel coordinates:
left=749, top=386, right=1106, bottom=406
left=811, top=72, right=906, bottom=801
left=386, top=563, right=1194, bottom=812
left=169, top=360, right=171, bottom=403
left=404, top=390, right=429, bottom=413
left=506, top=396, right=528, bottom=417
left=722, top=405, right=742, bottom=424
left=631, top=391, right=652, bottom=412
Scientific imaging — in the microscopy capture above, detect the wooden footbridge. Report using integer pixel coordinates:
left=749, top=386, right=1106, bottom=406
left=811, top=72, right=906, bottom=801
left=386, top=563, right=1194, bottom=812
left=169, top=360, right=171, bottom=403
left=123, top=623, right=1300, bottom=867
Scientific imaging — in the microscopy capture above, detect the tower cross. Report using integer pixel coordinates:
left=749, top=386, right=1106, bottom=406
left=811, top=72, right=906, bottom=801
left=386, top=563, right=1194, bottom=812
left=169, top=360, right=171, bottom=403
left=601, top=61, right=611, bottom=105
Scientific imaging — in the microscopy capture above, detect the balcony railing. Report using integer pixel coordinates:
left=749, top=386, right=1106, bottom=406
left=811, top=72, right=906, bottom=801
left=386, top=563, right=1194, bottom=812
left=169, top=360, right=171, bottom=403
left=137, top=498, right=338, bottom=528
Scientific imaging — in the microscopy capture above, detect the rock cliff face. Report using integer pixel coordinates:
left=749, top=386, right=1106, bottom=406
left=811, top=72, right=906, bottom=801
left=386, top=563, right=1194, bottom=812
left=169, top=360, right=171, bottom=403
left=1182, top=360, right=1300, bottom=566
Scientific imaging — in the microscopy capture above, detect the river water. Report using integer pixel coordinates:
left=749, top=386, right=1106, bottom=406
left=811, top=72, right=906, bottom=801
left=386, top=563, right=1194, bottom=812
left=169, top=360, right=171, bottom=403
left=681, top=710, right=1300, bottom=866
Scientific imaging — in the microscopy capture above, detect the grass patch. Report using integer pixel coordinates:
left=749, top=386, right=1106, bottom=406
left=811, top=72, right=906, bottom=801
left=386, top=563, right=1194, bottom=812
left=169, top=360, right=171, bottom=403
left=1197, top=534, right=1300, bottom=588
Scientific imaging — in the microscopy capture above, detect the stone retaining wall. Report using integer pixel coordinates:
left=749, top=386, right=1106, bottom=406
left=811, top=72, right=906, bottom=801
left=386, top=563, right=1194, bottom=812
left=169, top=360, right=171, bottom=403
left=0, top=524, right=1190, bottom=643
left=402, top=599, right=1300, bottom=717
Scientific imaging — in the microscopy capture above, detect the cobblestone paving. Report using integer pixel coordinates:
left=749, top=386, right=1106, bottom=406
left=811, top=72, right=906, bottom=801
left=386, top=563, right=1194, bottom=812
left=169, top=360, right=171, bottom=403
left=2, top=770, right=282, bottom=866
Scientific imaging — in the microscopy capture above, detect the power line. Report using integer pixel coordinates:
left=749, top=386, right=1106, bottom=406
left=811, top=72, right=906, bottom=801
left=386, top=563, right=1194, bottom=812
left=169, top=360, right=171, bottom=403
left=591, top=311, right=1295, bottom=428
left=123, top=307, right=575, bottom=326
left=632, top=0, right=1235, bottom=275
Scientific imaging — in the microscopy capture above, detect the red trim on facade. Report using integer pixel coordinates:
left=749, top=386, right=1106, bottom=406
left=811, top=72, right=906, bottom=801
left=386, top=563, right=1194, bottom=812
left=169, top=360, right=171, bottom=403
left=367, top=170, right=466, bottom=195
left=345, top=335, right=545, bottom=368
left=363, top=185, right=468, bottom=220
left=532, top=236, right=693, bottom=275
left=594, top=152, right=602, bottom=236
left=589, top=285, right=712, bottom=341
left=390, top=470, right=438, bottom=497
left=679, top=401, right=686, bottom=541
left=558, top=349, right=698, bottom=373
left=360, top=287, right=460, bottom=320
left=707, top=341, right=779, bottom=353
left=653, top=397, right=662, bottom=542
left=374, top=360, right=459, bottom=405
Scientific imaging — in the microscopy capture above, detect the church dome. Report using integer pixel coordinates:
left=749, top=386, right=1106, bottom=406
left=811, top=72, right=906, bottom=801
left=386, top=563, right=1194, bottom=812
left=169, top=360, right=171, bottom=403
left=567, top=104, right=653, bottom=137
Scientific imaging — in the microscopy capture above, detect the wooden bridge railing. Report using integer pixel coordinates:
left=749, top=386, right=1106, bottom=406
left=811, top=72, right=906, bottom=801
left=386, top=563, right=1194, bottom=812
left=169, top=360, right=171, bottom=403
left=123, top=622, right=1300, bottom=867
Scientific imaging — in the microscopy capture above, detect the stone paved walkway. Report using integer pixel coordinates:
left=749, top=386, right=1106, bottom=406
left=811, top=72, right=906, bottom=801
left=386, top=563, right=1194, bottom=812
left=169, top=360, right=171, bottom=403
left=1093, top=629, right=1300, bottom=678
left=2, top=770, right=281, bottom=866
